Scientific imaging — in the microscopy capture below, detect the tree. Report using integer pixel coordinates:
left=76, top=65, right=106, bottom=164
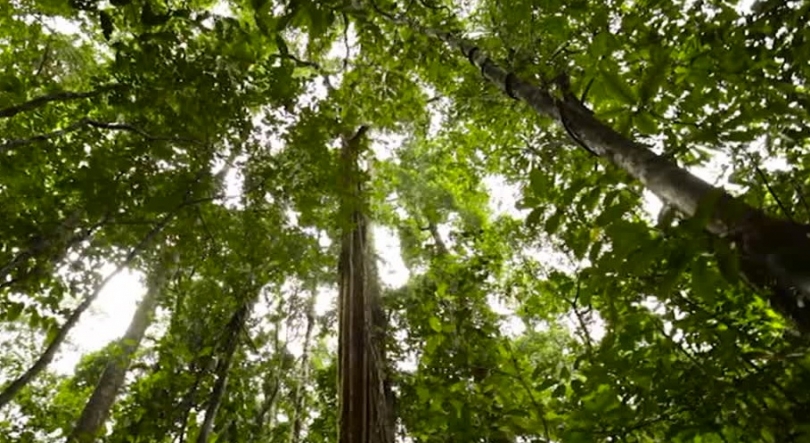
left=337, top=125, right=395, bottom=443
left=2, top=0, right=810, bottom=442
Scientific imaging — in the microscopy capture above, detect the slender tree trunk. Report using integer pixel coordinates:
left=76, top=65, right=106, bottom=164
left=252, top=375, right=280, bottom=437
left=337, top=126, right=395, bottom=443
left=0, top=217, right=170, bottom=409
left=67, top=263, right=171, bottom=442
left=176, top=354, right=218, bottom=443
left=0, top=162, right=230, bottom=409
left=196, top=304, right=251, bottom=443
left=251, top=321, right=284, bottom=439
left=377, top=9, right=810, bottom=334
left=289, top=294, right=316, bottom=443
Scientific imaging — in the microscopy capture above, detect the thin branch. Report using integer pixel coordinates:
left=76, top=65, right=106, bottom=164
left=568, top=278, right=595, bottom=355
left=0, top=84, right=122, bottom=119
left=33, top=39, right=52, bottom=80
left=504, top=342, right=551, bottom=442
left=0, top=119, right=88, bottom=153
left=1, top=118, right=205, bottom=153
left=84, top=119, right=205, bottom=145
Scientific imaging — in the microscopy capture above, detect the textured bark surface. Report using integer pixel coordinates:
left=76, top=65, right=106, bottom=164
left=337, top=126, right=395, bottom=443
left=289, top=296, right=316, bottom=443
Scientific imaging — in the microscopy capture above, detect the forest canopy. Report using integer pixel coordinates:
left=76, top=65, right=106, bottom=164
left=1, top=0, right=810, bottom=442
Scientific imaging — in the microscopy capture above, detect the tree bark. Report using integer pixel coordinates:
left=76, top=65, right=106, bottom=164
left=337, top=126, right=395, bottom=443
left=0, top=163, right=227, bottom=409
left=377, top=10, right=810, bottom=334
left=67, top=264, right=170, bottom=442
left=195, top=303, right=251, bottom=443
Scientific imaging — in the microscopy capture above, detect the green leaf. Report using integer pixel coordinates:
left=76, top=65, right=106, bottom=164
left=562, top=430, right=595, bottom=443
left=429, top=316, right=442, bottom=333
left=529, top=168, right=549, bottom=195
left=6, top=302, right=24, bottom=321
left=525, top=207, right=543, bottom=227
left=634, top=112, right=659, bottom=134
left=590, top=32, right=615, bottom=58
left=600, top=68, right=637, bottom=105
left=637, top=52, right=670, bottom=104
left=691, top=257, right=715, bottom=302
left=545, top=210, right=563, bottom=235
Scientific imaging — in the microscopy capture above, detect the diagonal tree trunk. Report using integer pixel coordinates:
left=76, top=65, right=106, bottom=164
left=0, top=162, right=232, bottom=409
left=0, top=216, right=172, bottom=410
left=337, top=126, right=395, bottom=443
left=372, top=7, right=810, bottom=334
left=196, top=303, right=252, bottom=443
left=67, top=260, right=173, bottom=442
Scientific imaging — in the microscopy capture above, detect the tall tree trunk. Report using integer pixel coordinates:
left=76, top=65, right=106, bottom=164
left=251, top=320, right=284, bottom=439
left=0, top=217, right=171, bottom=410
left=176, top=354, right=218, bottom=443
left=375, top=8, right=810, bottom=334
left=196, top=303, right=251, bottom=443
left=337, top=126, right=395, bottom=443
left=67, top=262, right=172, bottom=442
left=288, top=293, right=316, bottom=443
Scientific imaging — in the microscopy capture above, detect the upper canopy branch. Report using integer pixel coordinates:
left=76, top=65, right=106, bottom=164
left=0, top=84, right=124, bottom=120
left=0, top=118, right=205, bottom=154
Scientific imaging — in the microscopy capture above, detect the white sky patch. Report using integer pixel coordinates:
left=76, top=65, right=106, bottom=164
left=483, top=174, right=528, bottom=218
left=373, top=226, right=410, bottom=288
left=53, top=266, right=145, bottom=374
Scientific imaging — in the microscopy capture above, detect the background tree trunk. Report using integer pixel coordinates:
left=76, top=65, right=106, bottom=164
left=196, top=303, right=251, bottom=443
left=68, top=262, right=171, bottom=442
left=289, top=293, right=315, bottom=443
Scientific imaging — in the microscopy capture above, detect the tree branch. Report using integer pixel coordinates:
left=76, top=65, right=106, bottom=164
left=0, top=118, right=205, bottom=153
left=0, top=84, right=123, bottom=119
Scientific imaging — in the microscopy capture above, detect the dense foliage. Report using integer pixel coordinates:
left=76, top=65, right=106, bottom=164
left=1, top=0, right=810, bottom=442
